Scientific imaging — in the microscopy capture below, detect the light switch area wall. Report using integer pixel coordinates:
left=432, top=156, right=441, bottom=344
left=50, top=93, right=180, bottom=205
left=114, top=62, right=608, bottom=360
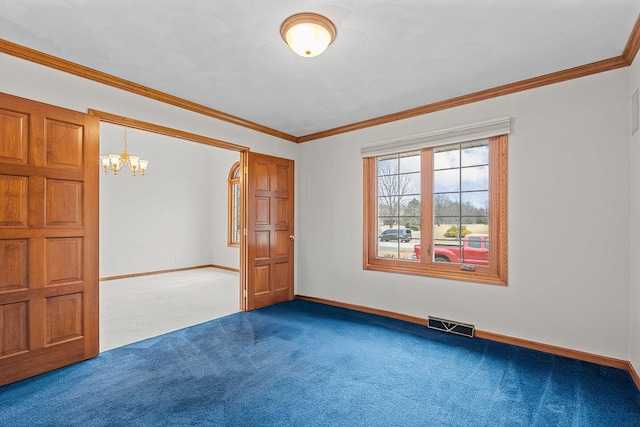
left=99, top=123, right=240, bottom=278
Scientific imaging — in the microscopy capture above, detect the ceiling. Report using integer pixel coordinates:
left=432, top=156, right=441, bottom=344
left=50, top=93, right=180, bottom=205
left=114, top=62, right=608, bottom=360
left=0, top=1, right=638, bottom=139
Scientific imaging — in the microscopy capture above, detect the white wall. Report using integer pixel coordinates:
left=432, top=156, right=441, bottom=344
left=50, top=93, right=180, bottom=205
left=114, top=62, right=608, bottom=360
left=298, top=68, right=632, bottom=360
left=630, top=57, right=640, bottom=374
left=0, top=54, right=298, bottom=161
left=2, top=50, right=638, bottom=363
left=99, top=123, right=240, bottom=277
left=0, top=52, right=297, bottom=277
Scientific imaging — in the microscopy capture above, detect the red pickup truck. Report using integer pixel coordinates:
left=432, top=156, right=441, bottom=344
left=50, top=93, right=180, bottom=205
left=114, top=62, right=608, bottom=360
left=413, top=234, right=489, bottom=265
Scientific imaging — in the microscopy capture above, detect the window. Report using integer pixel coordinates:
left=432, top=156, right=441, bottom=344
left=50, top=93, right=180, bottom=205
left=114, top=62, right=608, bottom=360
left=228, top=161, right=241, bottom=247
left=362, top=120, right=508, bottom=285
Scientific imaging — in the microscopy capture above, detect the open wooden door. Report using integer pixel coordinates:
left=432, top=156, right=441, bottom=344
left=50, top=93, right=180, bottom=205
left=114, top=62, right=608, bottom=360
left=244, top=152, right=294, bottom=310
left=0, top=93, right=99, bottom=386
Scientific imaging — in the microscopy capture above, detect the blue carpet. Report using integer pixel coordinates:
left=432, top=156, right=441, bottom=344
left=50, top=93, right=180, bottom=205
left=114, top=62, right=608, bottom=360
left=1, top=300, right=639, bottom=426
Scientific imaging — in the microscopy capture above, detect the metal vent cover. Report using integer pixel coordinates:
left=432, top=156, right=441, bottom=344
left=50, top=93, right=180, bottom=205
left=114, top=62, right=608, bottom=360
left=427, top=316, right=475, bottom=338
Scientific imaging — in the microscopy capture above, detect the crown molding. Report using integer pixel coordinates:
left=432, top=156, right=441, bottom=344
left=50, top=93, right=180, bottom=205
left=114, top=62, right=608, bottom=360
left=298, top=14, right=640, bottom=142
left=623, top=14, right=640, bottom=65
left=298, top=14, right=640, bottom=143
left=1, top=13, right=639, bottom=145
left=297, top=56, right=628, bottom=142
left=0, top=38, right=298, bottom=143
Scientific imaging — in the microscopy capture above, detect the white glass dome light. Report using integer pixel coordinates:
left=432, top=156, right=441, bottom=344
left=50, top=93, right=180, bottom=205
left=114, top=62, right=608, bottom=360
left=280, top=13, right=337, bottom=58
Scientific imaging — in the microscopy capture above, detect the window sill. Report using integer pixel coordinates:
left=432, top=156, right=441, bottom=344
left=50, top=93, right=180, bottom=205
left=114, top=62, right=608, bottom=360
left=363, top=259, right=507, bottom=286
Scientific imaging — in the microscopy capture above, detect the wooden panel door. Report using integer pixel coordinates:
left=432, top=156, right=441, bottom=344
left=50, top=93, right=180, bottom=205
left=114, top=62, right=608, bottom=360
left=0, top=93, right=99, bottom=386
left=245, top=152, right=294, bottom=310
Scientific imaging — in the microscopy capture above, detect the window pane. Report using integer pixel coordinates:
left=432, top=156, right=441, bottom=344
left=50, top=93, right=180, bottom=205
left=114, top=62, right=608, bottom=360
left=378, top=196, right=399, bottom=219
left=378, top=176, right=399, bottom=196
left=376, top=154, right=420, bottom=262
left=461, top=165, right=488, bottom=192
left=378, top=216, right=399, bottom=228
left=434, top=147, right=460, bottom=170
left=401, top=195, right=421, bottom=221
left=399, top=153, right=420, bottom=173
left=432, top=140, right=490, bottom=265
left=461, top=143, right=489, bottom=167
left=434, top=193, right=460, bottom=218
left=403, top=172, right=421, bottom=195
left=377, top=229, right=417, bottom=260
left=461, top=191, right=488, bottom=216
left=400, top=216, right=420, bottom=230
left=433, top=169, right=460, bottom=193
left=378, top=157, right=398, bottom=176
left=228, top=161, right=242, bottom=247
left=434, top=216, right=462, bottom=263
left=232, top=182, right=241, bottom=243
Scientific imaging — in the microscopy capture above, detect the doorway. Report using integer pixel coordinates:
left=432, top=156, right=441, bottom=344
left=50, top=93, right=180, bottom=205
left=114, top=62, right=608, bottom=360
left=95, top=112, right=248, bottom=350
left=0, top=95, right=295, bottom=385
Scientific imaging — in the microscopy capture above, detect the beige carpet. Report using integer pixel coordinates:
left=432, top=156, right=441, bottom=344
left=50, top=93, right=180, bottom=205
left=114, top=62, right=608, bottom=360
left=100, top=268, right=239, bottom=351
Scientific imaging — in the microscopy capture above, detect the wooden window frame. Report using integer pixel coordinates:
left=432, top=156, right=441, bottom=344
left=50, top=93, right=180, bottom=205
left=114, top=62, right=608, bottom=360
left=228, top=161, right=241, bottom=247
left=363, top=135, right=508, bottom=285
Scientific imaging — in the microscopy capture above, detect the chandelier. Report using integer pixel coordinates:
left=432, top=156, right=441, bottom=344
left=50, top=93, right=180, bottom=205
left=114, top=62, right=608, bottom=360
left=100, top=129, right=149, bottom=177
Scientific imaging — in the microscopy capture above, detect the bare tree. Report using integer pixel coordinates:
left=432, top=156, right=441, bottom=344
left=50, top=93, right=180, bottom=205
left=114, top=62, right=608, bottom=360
left=434, top=193, right=488, bottom=225
left=377, top=160, right=413, bottom=227
left=403, top=198, right=421, bottom=228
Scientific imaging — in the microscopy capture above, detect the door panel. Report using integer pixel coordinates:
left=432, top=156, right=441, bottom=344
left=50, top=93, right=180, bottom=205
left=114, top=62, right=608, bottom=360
left=0, top=174, right=29, bottom=226
left=46, top=179, right=83, bottom=226
left=245, top=152, right=294, bottom=310
left=0, top=302, right=28, bottom=357
left=0, top=239, right=28, bottom=291
left=0, top=92, right=99, bottom=386
left=0, top=108, right=29, bottom=164
left=45, top=120, right=84, bottom=170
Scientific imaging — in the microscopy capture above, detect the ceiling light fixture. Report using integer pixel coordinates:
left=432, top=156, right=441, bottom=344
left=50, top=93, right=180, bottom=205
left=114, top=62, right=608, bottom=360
left=280, top=12, right=336, bottom=58
left=100, top=128, right=149, bottom=177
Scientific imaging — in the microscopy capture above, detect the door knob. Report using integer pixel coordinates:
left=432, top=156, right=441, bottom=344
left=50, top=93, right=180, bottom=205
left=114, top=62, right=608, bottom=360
left=289, top=235, right=295, bottom=241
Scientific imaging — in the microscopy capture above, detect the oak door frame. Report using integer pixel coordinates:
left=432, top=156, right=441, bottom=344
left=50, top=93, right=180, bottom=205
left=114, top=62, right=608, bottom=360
left=88, top=110, right=250, bottom=312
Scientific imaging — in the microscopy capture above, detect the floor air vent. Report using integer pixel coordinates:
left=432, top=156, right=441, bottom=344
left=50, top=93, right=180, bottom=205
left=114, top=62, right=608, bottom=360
left=427, top=316, right=475, bottom=338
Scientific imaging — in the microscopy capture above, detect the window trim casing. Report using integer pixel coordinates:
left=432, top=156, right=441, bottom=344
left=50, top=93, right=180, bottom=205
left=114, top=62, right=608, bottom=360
left=363, top=135, right=508, bottom=286
left=228, top=161, right=241, bottom=247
